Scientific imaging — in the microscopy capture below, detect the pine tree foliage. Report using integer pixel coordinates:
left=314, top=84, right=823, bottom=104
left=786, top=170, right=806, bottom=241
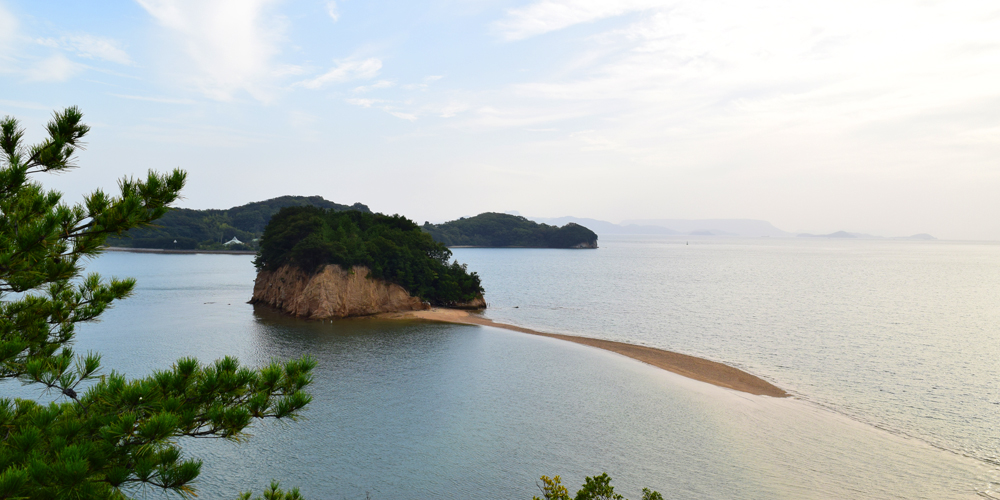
left=0, top=108, right=315, bottom=499
left=236, top=480, right=303, bottom=500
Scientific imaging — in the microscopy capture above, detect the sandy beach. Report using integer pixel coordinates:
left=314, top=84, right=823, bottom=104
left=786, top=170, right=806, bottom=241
left=378, top=308, right=787, bottom=398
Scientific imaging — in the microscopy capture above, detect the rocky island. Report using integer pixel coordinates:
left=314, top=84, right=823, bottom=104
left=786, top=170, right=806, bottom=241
left=251, top=206, right=485, bottom=319
left=423, top=212, right=598, bottom=248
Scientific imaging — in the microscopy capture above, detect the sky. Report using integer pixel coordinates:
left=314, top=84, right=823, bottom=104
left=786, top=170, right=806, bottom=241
left=0, top=0, right=998, bottom=239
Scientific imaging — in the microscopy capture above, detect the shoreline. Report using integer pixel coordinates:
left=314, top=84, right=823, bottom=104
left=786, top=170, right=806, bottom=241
left=378, top=308, right=787, bottom=398
left=103, top=246, right=256, bottom=255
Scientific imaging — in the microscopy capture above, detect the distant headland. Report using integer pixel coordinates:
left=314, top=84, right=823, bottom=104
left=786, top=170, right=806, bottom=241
left=423, top=212, right=598, bottom=248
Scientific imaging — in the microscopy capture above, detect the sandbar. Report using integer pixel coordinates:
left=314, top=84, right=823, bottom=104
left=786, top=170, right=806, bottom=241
left=378, top=308, right=787, bottom=398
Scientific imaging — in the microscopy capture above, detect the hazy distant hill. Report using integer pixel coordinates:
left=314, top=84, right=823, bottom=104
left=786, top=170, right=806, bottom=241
left=899, top=233, right=937, bottom=240
left=622, top=218, right=792, bottom=237
left=798, top=231, right=937, bottom=240
left=529, top=216, right=792, bottom=237
left=798, top=230, right=857, bottom=238
left=107, top=196, right=370, bottom=250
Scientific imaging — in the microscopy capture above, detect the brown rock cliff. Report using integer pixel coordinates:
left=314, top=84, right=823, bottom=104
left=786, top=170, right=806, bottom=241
left=251, top=264, right=429, bottom=319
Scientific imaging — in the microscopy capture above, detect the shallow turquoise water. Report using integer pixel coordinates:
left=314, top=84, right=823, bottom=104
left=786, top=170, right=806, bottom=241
left=4, top=237, right=997, bottom=498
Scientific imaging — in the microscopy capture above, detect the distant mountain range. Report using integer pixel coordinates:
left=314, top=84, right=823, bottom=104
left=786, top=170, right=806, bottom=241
left=523, top=214, right=935, bottom=240
left=797, top=231, right=936, bottom=240
left=528, top=216, right=791, bottom=237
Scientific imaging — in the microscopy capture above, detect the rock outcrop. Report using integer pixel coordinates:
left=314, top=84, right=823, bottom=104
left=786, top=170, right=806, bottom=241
left=450, top=294, right=487, bottom=309
left=251, top=264, right=429, bottom=319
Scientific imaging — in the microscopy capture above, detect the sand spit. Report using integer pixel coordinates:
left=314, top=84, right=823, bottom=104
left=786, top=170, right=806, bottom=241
left=378, top=308, right=788, bottom=398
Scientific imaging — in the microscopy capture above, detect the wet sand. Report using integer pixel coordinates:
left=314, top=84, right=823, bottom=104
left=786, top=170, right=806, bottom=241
left=378, top=308, right=787, bottom=398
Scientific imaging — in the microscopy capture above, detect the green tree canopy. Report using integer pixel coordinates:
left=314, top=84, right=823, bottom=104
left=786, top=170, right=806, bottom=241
left=255, top=206, right=484, bottom=307
left=0, top=108, right=314, bottom=499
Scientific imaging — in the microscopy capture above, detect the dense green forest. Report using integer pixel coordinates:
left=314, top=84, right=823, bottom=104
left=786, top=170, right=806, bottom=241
left=105, top=195, right=370, bottom=250
left=423, top=212, right=598, bottom=248
left=255, top=206, right=483, bottom=306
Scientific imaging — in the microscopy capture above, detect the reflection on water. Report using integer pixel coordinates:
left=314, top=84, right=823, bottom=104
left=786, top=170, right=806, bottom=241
left=3, top=249, right=993, bottom=499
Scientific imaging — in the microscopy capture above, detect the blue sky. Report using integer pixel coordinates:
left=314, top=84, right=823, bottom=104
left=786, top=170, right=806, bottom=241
left=1, top=0, right=998, bottom=239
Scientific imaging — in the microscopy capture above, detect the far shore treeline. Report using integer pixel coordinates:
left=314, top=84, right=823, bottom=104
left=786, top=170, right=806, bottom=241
left=255, top=206, right=484, bottom=307
left=106, top=196, right=370, bottom=251
left=106, top=196, right=599, bottom=251
left=423, top=212, right=598, bottom=248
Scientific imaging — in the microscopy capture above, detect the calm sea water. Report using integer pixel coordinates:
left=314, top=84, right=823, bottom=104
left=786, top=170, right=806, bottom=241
left=4, top=236, right=997, bottom=499
left=452, top=237, right=1000, bottom=467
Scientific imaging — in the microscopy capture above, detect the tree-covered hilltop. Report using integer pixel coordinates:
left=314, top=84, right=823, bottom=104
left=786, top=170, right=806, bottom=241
left=422, top=212, right=599, bottom=248
left=105, top=195, right=370, bottom=251
left=255, top=206, right=484, bottom=307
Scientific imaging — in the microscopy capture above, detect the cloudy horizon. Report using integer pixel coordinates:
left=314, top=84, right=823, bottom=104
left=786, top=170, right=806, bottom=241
left=1, top=0, right=998, bottom=240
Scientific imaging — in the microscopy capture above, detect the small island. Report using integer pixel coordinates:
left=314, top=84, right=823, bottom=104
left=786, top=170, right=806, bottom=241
left=422, top=212, right=598, bottom=248
left=251, top=206, right=485, bottom=319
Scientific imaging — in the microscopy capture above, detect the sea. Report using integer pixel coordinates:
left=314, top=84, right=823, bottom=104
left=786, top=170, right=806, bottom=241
left=4, top=235, right=998, bottom=499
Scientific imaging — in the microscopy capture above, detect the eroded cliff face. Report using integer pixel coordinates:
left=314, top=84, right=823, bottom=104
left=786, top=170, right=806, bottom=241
left=251, top=264, right=429, bottom=319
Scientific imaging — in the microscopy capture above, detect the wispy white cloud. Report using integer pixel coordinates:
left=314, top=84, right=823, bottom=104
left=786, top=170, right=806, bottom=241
left=0, top=99, right=51, bottom=110
left=136, top=0, right=287, bottom=101
left=494, top=0, right=661, bottom=41
left=353, top=79, right=394, bottom=92
left=345, top=97, right=386, bottom=108
left=297, top=58, right=381, bottom=89
left=435, top=101, right=469, bottom=118
left=326, top=1, right=339, bottom=22
left=387, top=110, right=417, bottom=121
left=36, top=34, right=132, bottom=65
left=0, top=4, right=18, bottom=56
left=401, top=75, right=444, bottom=91
left=345, top=96, right=423, bottom=121
left=482, top=0, right=1000, bottom=155
left=109, top=93, right=197, bottom=104
left=24, top=54, right=81, bottom=82
left=271, top=64, right=308, bottom=77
